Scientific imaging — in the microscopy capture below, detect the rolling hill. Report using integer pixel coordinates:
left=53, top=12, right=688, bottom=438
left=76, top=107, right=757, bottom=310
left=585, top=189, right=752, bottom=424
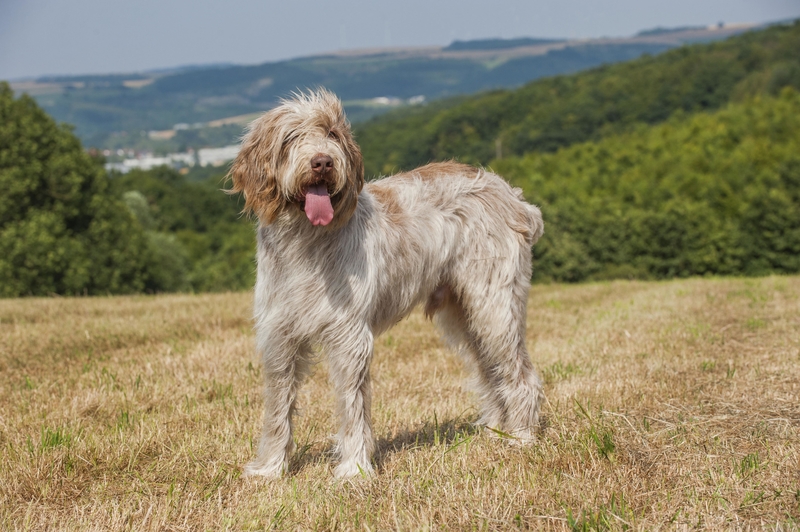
left=353, top=20, right=800, bottom=177
left=9, top=24, right=754, bottom=149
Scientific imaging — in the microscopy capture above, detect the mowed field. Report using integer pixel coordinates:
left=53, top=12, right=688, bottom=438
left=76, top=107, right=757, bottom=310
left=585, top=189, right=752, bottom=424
left=1, top=277, right=799, bottom=530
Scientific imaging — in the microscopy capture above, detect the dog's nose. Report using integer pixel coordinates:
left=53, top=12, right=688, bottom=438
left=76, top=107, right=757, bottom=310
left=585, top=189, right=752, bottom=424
left=311, top=155, right=334, bottom=174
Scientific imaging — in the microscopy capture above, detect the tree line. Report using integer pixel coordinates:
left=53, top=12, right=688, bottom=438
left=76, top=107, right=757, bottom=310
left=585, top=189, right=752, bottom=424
left=0, top=83, right=253, bottom=296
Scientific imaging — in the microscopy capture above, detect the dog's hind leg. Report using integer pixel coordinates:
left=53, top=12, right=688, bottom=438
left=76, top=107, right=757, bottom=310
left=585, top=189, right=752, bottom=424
left=245, top=336, right=314, bottom=478
left=438, top=248, right=543, bottom=441
left=325, top=326, right=376, bottom=478
left=432, top=293, right=504, bottom=415
left=469, top=251, right=542, bottom=440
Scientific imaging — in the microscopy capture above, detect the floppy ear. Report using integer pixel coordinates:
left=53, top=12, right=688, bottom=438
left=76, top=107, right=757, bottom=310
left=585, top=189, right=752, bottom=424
left=227, top=120, right=284, bottom=224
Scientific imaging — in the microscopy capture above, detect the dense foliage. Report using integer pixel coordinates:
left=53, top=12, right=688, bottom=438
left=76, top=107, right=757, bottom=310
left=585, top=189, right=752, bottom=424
left=356, top=21, right=800, bottom=177
left=0, top=83, right=149, bottom=296
left=495, top=89, right=800, bottom=282
left=110, top=167, right=255, bottom=292
left=0, top=83, right=253, bottom=297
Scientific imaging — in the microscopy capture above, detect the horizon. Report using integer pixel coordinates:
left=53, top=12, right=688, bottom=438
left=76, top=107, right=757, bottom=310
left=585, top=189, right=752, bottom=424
left=2, top=0, right=799, bottom=81
left=2, top=20, right=791, bottom=82
left=0, top=24, right=748, bottom=82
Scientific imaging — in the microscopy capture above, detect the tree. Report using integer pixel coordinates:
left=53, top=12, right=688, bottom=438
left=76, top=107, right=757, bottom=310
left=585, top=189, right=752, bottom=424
left=494, top=89, right=800, bottom=282
left=0, top=82, right=149, bottom=296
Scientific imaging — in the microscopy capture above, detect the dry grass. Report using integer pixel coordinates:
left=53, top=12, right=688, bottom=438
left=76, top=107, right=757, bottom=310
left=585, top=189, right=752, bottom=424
left=1, top=276, right=799, bottom=530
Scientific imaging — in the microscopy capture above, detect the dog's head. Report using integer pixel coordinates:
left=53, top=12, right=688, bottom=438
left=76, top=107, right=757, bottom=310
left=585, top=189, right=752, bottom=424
left=228, top=89, right=364, bottom=228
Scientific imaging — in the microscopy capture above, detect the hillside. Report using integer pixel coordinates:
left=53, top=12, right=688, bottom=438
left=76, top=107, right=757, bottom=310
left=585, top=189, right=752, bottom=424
left=104, top=90, right=800, bottom=292
left=8, top=25, right=754, bottom=149
left=497, top=89, right=800, bottom=282
left=355, top=20, right=800, bottom=177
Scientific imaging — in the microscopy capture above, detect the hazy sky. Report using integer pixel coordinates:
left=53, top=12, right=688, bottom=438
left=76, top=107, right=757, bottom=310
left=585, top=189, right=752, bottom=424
left=1, top=0, right=798, bottom=80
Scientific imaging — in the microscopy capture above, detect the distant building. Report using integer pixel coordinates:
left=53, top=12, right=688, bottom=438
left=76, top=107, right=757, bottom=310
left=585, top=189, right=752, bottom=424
left=197, top=145, right=241, bottom=167
left=103, top=144, right=241, bottom=174
left=371, top=96, right=403, bottom=106
left=104, top=149, right=202, bottom=174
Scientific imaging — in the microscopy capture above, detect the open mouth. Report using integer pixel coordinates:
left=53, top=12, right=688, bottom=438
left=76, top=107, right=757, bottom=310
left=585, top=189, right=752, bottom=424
left=302, top=183, right=334, bottom=226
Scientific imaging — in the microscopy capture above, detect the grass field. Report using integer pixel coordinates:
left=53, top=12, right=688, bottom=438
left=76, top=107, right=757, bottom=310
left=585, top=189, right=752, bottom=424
left=1, top=276, right=799, bottom=530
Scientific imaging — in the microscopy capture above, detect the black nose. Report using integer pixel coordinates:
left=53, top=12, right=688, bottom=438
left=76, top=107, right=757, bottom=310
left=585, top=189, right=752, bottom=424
left=311, top=154, right=333, bottom=174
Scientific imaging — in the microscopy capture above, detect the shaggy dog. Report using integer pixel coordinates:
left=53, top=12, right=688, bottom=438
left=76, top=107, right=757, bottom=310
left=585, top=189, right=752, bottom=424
left=229, top=90, right=545, bottom=478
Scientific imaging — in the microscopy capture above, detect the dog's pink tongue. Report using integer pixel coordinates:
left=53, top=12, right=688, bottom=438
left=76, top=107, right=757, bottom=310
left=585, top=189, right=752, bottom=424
left=304, top=184, right=334, bottom=226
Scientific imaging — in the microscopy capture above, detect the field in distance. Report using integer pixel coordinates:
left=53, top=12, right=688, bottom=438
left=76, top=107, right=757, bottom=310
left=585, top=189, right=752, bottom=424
left=1, top=276, right=798, bottom=529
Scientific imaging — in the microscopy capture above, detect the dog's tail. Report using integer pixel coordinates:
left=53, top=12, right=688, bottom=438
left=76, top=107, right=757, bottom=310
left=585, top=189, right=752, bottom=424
left=525, top=203, right=544, bottom=246
left=508, top=185, right=544, bottom=246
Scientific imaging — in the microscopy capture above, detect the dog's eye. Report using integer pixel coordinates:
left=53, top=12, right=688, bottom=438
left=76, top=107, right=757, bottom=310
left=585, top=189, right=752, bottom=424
left=328, top=130, right=339, bottom=140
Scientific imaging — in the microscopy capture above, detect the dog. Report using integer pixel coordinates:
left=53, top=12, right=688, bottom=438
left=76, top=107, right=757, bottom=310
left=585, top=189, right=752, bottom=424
left=228, top=89, right=545, bottom=478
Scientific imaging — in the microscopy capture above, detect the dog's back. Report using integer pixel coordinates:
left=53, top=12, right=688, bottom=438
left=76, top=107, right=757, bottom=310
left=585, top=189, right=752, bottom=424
left=366, top=161, right=543, bottom=248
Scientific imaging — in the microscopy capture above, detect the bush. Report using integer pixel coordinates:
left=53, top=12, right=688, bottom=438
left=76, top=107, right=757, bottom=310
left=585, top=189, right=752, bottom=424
left=496, top=90, right=800, bottom=282
left=111, top=166, right=255, bottom=292
left=0, top=83, right=149, bottom=296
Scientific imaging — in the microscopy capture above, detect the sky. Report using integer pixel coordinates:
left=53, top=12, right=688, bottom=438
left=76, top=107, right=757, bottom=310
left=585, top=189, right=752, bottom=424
left=1, top=0, right=799, bottom=80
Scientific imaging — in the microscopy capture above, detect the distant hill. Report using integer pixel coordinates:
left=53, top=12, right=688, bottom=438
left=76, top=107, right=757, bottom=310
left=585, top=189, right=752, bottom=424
left=443, top=37, right=565, bottom=51
left=353, top=20, right=800, bottom=177
left=497, top=90, right=800, bottom=282
left=8, top=24, right=756, bottom=150
left=636, top=25, right=707, bottom=36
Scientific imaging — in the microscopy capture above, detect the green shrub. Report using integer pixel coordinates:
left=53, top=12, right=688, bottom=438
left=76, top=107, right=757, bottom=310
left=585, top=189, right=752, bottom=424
left=498, top=90, right=800, bottom=282
left=0, top=83, right=148, bottom=296
left=111, top=167, right=255, bottom=293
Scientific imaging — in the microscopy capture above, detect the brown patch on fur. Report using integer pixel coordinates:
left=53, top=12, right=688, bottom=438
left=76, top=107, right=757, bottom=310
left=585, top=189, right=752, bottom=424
left=413, top=162, right=480, bottom=181
left=424, top=284, right=452, bottom=320
left=369, top=185, right=406, bottom=226
left=227, top=110, right=289, bottom=224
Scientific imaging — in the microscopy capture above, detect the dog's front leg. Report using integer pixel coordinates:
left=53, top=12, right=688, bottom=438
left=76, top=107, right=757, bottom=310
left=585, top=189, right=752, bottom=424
left=245, top=337, right=313, bottom=478
left=326, top=329, right=375, bottom=478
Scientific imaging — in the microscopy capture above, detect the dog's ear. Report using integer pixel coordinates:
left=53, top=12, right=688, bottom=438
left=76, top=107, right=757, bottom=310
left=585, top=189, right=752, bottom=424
left=227, top=118, right=284, bottom=224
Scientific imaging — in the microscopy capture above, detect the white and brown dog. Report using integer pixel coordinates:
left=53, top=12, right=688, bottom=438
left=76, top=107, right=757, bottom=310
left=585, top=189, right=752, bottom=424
left=229, top=90, right=544, bottom=478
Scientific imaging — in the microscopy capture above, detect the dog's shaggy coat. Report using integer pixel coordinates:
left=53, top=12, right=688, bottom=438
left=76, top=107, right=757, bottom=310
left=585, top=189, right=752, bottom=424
left=229, top=90, right=545, bottom=478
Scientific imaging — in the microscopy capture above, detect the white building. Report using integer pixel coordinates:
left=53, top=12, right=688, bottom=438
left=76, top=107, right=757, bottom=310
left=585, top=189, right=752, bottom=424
left=105, top=145, right=241, bottom=173
left=197, top=145, right=241, bottom=167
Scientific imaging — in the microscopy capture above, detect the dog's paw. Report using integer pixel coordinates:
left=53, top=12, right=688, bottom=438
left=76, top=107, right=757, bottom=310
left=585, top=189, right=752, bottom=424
left=333, top=460, right=374, bottom=479
left=243, top=459, right=287, bottom=478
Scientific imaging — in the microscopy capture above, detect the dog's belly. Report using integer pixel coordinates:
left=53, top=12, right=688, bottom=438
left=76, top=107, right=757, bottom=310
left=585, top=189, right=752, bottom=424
left=369, top=275, right=438, bottom=335
left=366, top=229, right=455, bottom=335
